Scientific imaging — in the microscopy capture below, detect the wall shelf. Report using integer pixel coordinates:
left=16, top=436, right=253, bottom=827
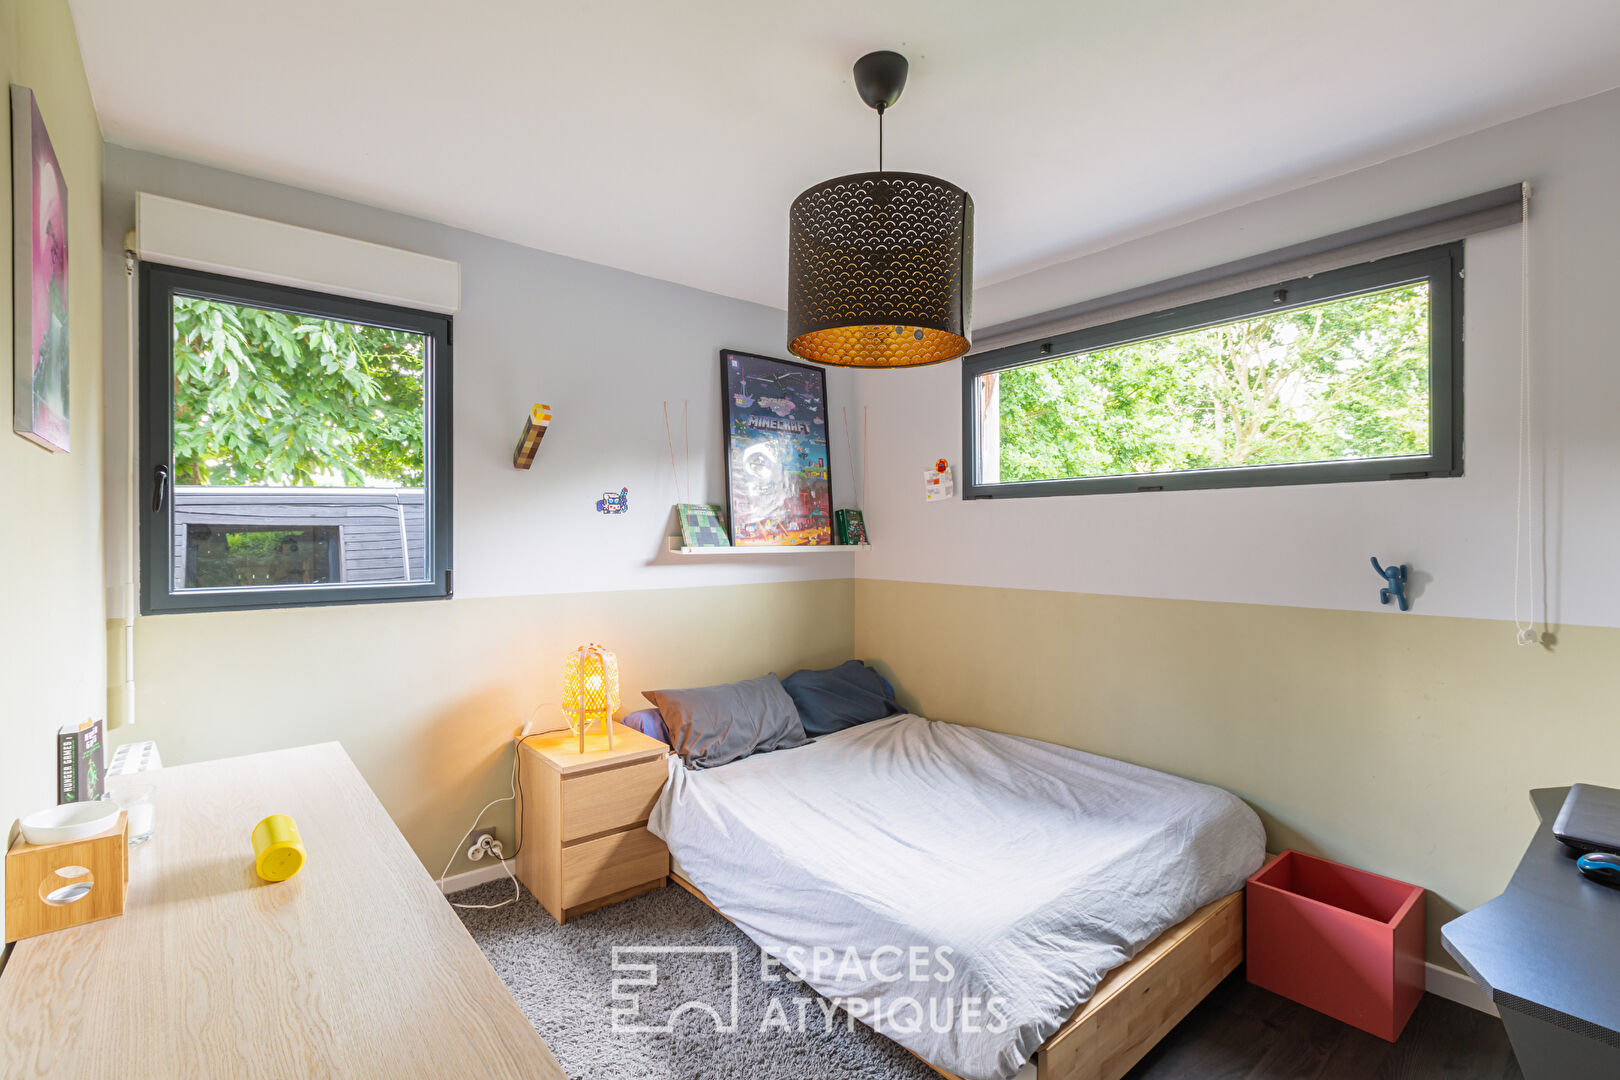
left=665, top=538, right=869, bottom=556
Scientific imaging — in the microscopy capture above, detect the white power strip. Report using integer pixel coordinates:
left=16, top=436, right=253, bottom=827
left=466, top=835, right=504, bottom=862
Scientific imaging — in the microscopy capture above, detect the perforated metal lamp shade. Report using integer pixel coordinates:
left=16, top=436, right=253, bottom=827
left=787, top=171, right=974, bottom=368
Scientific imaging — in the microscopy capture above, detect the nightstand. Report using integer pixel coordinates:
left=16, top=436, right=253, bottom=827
left=515, top=722, right=671, bottom=923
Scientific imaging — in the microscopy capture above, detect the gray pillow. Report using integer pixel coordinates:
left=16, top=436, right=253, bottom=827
left=644, top=675, right=809, bottom=769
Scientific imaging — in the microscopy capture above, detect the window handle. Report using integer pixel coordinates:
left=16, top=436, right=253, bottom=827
left=152, top=464, right=170, bottom=513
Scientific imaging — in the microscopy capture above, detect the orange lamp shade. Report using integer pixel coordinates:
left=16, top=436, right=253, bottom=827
left=561, top=644, right=620, bottom=723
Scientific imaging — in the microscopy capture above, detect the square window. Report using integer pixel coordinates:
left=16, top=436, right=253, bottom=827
left=141, top=265, right=452, bottom=613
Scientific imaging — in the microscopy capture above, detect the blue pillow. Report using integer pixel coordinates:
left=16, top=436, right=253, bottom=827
left=780, top=660, right=900, bottom=737
left=621, top=707, right=670, bottom=744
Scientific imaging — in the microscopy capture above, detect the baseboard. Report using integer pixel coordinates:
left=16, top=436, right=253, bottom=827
left=439, top=858, right=517, bottom=895
left=1426, top=961, right=1497, bottom=1017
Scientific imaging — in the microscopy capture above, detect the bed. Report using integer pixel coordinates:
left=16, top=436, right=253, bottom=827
left=646, top=713, right=1265, bottom=1080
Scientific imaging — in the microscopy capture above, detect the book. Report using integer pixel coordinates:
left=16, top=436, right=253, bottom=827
left=677, top=503, right=730, bottom=548
left=57, top=717, right=106, bottom=804
left=835, top=508, right=868, bottom=546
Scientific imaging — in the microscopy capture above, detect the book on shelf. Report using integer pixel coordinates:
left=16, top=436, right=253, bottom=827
left=835, top=508, right=868, bottom=546
left=57, top=717, right=106, bottom=804
left=677, top=503, right=731, bottom=548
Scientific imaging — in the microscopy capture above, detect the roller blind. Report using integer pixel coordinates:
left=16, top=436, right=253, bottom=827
left=971, top=183, right=1523, bottom=355
left=133, top=193, right=461, bottom=314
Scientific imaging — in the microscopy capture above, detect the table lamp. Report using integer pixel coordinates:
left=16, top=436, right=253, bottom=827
left=561, top=643, right=620, bottom=753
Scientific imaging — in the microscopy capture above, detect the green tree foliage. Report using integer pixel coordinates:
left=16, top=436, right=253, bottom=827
left=171, top=297, right=425, bottom=487
left=994, top=283, right=1431, bottom=481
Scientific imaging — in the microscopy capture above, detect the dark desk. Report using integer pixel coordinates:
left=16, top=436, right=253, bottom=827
left=1443, top=787, right=1620, bottom=1079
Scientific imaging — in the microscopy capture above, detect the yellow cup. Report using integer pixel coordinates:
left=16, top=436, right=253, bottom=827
left=251, top=814, right=307, bottom=882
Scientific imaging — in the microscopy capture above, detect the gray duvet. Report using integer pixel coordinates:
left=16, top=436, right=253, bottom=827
left=647, top=713, right=1265, bottom=1080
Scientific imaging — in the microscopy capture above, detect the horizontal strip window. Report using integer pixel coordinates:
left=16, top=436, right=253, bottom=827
left=140, top=263, right=453, bottom=613
left=962, top=243, right=1462, bottom=499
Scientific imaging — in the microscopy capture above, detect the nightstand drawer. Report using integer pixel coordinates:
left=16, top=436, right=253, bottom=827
left=515, top=722, right=673, bottom=923
left=560, top=827, right=668, bottom=909
left=561, top=757, right=667, bottom=842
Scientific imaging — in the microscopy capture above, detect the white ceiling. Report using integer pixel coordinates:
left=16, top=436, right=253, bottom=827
left=69, top=0, right=1620, bottom=311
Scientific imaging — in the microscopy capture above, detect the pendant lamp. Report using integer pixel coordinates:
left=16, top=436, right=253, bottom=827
left=787, top=51, right=974, bottom=369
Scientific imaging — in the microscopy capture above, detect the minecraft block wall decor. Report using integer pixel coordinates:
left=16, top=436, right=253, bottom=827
left=514, top=404, right=553, bottom=469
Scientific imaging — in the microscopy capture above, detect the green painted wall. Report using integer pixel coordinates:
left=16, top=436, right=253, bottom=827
left=855, top=578, right=1620, bottom=967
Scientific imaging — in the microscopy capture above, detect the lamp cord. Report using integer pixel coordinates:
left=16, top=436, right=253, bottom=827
left=439, top=731, right=527, bottom=910
left=439, top=704, right=552, bottom=910
left=878, top=108, right=884, bottom=172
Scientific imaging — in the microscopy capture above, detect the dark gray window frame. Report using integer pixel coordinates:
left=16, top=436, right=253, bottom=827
left=140, top=262, right=453, bottom=614
left=962, top=242, right=1463, bottom=499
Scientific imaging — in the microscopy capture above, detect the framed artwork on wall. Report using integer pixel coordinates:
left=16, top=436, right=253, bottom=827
left=720, top=349, right=832, bottom=546
left=11, top=85, right=71, bottom=453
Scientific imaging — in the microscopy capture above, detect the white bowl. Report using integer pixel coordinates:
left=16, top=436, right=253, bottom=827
left=20, top=802, right=122, bottom=845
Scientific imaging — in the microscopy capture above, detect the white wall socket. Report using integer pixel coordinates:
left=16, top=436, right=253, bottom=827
left=466, top=827, right=498, bottom=861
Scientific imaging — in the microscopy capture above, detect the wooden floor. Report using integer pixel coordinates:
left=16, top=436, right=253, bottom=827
left=1123, top=970, right=1523, bottom=1080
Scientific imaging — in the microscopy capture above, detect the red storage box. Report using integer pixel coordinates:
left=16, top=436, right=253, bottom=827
left=1246, top=850, right=1425, bottom=1041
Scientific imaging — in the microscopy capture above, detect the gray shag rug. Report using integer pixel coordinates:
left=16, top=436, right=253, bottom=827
left=452, top=878, right=938, bottom=1079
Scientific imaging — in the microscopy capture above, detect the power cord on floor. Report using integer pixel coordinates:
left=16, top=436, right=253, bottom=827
left=439, top=704, right=550, bottom=910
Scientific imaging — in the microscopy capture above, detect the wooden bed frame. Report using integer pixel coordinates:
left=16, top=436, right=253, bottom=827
left=670, top=871, right=1244, bottom=1080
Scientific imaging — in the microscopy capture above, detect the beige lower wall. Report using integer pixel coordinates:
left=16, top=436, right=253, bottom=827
left=118, top=573, right=1616, bottom=968
left=855, top=578, right=1620, bottom=968
left=117, top=579, right=853, bottom=880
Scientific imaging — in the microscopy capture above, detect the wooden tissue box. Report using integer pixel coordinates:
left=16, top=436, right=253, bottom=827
left=5, top=813, right=129, bottom=942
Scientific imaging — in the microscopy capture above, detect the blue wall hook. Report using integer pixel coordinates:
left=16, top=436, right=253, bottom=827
left=1371, top=557, right=1410, bottom=611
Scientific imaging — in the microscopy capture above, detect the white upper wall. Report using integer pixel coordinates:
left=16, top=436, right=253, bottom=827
left=101, top=146, right=857, bottom=605
left=851, top=87, right=1620, bottom=631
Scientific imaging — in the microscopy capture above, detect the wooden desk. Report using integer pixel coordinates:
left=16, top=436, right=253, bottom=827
left=0, top=743, right=564, bottom=1080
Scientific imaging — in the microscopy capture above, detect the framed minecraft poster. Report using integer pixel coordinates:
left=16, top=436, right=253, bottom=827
left=720, top=350, right=832, bottom=546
